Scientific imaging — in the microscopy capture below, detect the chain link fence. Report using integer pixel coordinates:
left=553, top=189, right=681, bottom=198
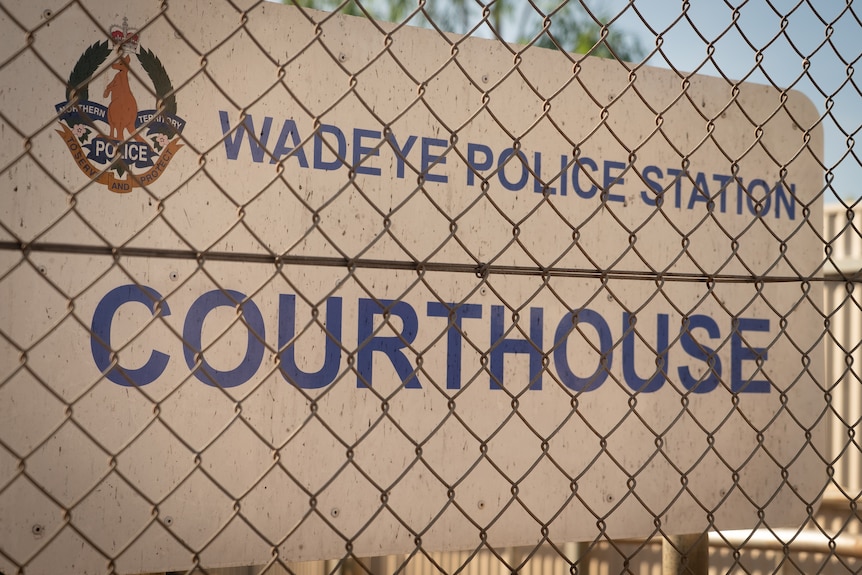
left=0, top=0, right=860, bottom=574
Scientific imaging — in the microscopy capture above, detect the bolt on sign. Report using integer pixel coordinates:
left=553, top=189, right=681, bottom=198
left=0, top=0, right=823, bottom=573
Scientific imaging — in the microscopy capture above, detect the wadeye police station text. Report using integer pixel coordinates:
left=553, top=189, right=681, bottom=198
left=218, top=112, right=799, bottom=218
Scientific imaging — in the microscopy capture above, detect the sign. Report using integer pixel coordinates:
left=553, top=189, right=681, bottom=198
left=0, top=1, right=824, bottom=573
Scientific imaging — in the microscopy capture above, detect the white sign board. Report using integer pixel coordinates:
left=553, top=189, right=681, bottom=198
left=0, top=1, right=823, bottom=573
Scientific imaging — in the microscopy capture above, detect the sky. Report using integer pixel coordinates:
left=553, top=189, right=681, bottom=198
left=601, top=0, right=862, bottom=204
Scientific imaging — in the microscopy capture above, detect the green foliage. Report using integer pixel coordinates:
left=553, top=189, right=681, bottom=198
left=526, top=2, right=644, bottom=61
left=66, top=40, right=111, bottom=103
left=285, top=0, right=644, bottom=61
left=137, top=47, right=178, bottom=119
left=291, top=0, right=364, bottom=17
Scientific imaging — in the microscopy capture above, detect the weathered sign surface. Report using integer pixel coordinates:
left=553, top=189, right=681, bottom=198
left=0, top=1, right=823, bottom=573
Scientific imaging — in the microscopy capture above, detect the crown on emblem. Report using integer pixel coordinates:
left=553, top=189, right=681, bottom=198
left=110, top=17, right=139, bottom=54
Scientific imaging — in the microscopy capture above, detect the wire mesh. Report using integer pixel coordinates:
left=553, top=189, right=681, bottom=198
left=0, top=1, right=860, bottom=574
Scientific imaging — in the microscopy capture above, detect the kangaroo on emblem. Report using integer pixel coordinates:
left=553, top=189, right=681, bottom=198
left=104, top=55, right=145, bottom=142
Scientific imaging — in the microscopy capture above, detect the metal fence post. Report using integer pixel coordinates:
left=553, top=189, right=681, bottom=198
left=662, top=533, right=709, bottom=575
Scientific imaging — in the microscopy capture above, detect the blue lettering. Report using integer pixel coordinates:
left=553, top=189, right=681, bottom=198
left=622, top=312, right=669, bottom=393
left=93, top=285, right=777, bottom=396
left=559, top=154, right=568, bottom=196
left=746, top=179, right=772, bottom=216
left=679, top=315, right=722, bottom=393
left=357, top=299, right=420, bottom=388
left=387, top=133, right=418, bottom=179
left=775, top=182, right=795, bottom=220
left=353, top=128, right=381, bottom=176
left=498, top=149, right=528, bottom=191
left=421, top=137, right=448, bottom=183
left=182, top=290, right=266, bottom=388
left=490, top=306, right=543, bottom=390
left=731, top=317, right=770, bottom=393
left=278, top=295, right=343, bottom=389
left=689, top=171, right=711, bottom=209
left=640, top=165, right=663, bottom=206
left=91, top=284, right=170, bottom=387
left=219, top=111, right=271, bottom=163
left=666, top=168, right=685, bottom=208
left=602, top=160, right=626, bottom=202
left=270, top=119, right=309, bottom=167
left=712, top=174, right=732, bottom=213
left=573, top=157, right=598, bottom=199
left=533, top=152, right=555, bottom=195
left=427, top=302, right=483, bottom=390
left=313, top=124, right=347, bottom=171
left=466, top=142, right=493, bottom=186
left=553, top=309, right=612, bottom=391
